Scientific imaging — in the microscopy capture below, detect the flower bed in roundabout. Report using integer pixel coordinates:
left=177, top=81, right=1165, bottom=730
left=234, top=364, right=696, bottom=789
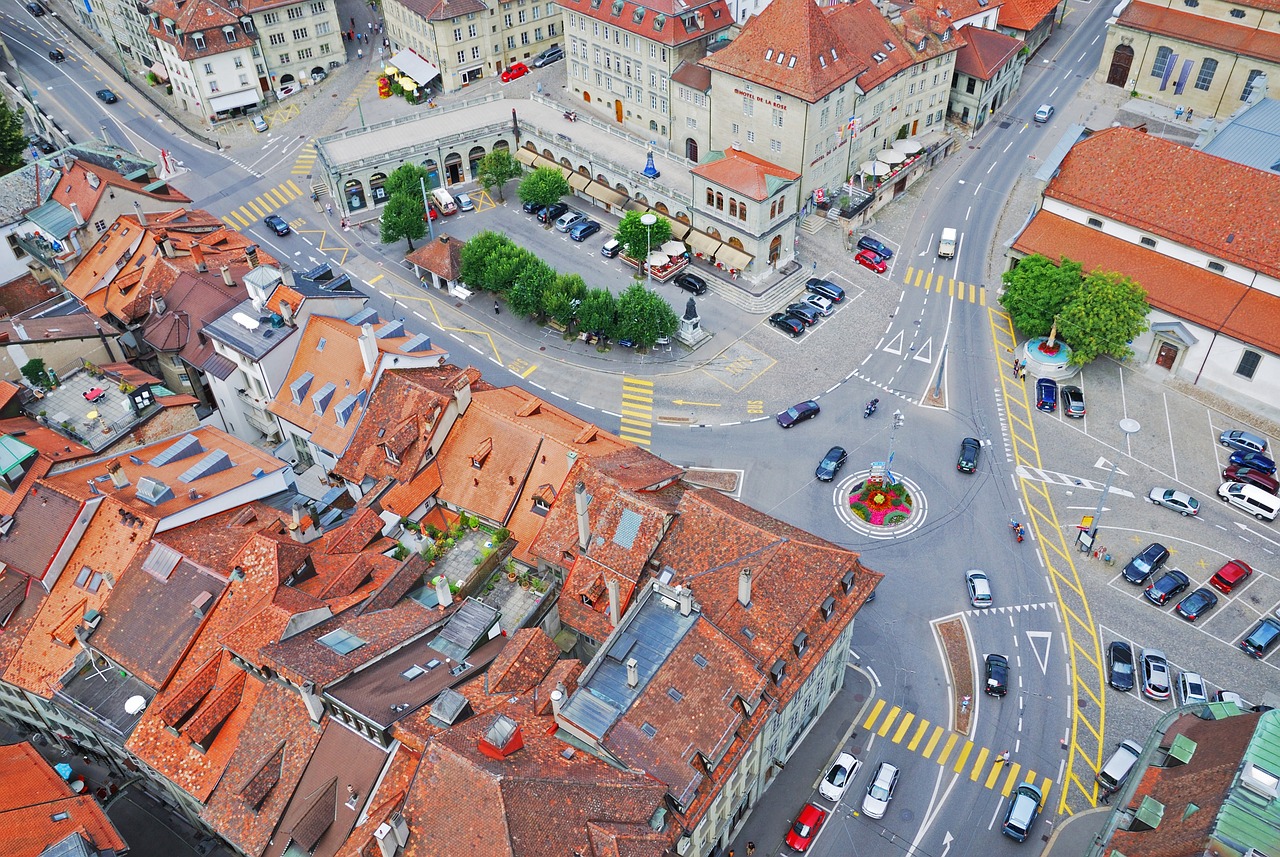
left=847, top=479, right=914, bottom=527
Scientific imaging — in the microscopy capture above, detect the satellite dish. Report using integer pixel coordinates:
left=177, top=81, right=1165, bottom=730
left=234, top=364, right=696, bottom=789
left=124, top=695, right=147, bottom=715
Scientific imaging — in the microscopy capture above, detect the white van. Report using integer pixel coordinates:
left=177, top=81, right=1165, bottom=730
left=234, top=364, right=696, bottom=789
left=938, top=227, right=957, bottom=258
left=1218, top=481, right=1280, bottom=521
left=430, top=187, right=458, bottom=215
left=1096, top=739, right=1142, bottom=791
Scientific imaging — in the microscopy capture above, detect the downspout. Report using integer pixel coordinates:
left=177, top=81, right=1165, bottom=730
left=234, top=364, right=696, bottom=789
left=1192, top=269, right=1257, bottom=384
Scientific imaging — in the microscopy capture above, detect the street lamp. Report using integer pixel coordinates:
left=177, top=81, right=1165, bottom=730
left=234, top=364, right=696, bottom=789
left=640, top=213, right=657, bottom=285
left=1084, top=418, right=1141, bottom=549
left=885, top=408, right=904, bottom=482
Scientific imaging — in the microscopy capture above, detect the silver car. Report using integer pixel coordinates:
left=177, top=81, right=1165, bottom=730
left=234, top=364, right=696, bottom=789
left=861, top=761, right=899, bottom=819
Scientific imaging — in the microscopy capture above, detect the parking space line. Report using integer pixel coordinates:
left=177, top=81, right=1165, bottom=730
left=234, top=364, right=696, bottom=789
left=952, top=740, right=974, bottom=774
left=892, top=712, right=915, bottom=744
left=1000, top=762, right=1023, bottom=795
left=922, top=725, right=944, bottom=759
left=877, top=706, right=901, bottom=737
left=936, top=732, right=959, bottom=765
left=970, top=747, right=990, bottom=781
left=862, top=699, right=886, bottom=729
left=908, top=719, right=931, bottom=751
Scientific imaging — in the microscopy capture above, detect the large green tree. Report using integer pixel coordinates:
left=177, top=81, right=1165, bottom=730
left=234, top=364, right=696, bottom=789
left=1000, top=254, right=1083, bottom=338
left=476, top=149, right=523, bottom=202
left=616, top=210, right=672, bottom=262
left=517, top=166, right=570, bottom=211
left=1056, top=270, right=1150, bottom=365
left=383, top=162, right=432, bottom=201
left=379, top=193, right=426, bottom=250
left=0, top=102, right=27, bottom=175
left=508, top=258, right=556, bottom=318
left=615, top=283, right=678, bottom=348
left=459, top=231, right=514, bottom=287
left=578, top=288, right=618, bottom=337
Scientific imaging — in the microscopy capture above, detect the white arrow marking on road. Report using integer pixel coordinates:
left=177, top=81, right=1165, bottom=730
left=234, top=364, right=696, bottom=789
left=1026, top=631, right=1052, bottom=676
left=913, top=336, right=934, bottom=364
left=883, top=329, right=905, bottom=356
left=1235, top=521, right=1280, bottom=549
left=941, top=832, right=954, bottom=857
left=1094, top=456, right=1128, bottom=476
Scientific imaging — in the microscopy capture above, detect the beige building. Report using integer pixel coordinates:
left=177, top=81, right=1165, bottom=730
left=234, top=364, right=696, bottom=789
left=1096, top=0, right=1278, bottom=119
left=383, top=0, right=564, bottom=93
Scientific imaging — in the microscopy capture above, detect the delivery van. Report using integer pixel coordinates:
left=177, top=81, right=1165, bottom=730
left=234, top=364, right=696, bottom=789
left=938, top=228, right=957, bottom=258
left=430, top=188, right=458, bottom=215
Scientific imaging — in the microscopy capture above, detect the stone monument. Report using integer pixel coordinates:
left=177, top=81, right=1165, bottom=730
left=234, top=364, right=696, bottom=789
left=676, top=296, right=710, bottom=348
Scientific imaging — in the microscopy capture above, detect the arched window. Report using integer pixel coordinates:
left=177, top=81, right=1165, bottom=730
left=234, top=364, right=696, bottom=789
left=770, top=201, right=777, bottom=218
left=706, top=188, right=715, bottom=206
left=728, top=199, right=737, bottom=217
left=1194, top=57, right=1218, bottom=90
left=1150, top=46, right=1172, bottom=78
left=1241, top=69, right=1264, bottom=101
left=738, top=204, right=746, bottom=222
left=715, top=193, right=723, bottom=210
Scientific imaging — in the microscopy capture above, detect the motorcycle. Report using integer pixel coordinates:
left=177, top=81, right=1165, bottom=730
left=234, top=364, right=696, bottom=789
left=863, top=398, right=879, bottom=418
left=1010, top=518, right=1025, bottom=543
left=563, top=110, right=578, bottom=122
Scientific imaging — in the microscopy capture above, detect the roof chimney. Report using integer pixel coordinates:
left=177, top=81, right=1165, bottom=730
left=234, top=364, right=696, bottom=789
left=245, top=244, right=260, bottom=269
left=161, top=232, right=176, bottom=258
left=106, top=459, right=130, bottom=489
left=678, top=587, right=692, bottom=617
left=574, top=481, right=589, bottom=551
left=279, top=300, right=295, bottom=326
left=132, top=200, right=147, bottom=226
left=191, top=243, right=207, bottom=273
left=69, top=202, right=85, bottom=227
left=606, top=577, right=620, bottom=627
left=550, top=683, right=565, bottom=718
left=434, top=573, right=453, bottom=608
left=625, top=657, right=639, bottom=688
left=220, top=265, right=233, bottom=286
left=737, top=566, right=752, bottom=606
left=358, top=322, right=378, bottom=375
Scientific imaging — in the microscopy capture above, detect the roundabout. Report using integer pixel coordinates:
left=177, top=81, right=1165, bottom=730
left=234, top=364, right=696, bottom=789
left=832, top=469, right=929, bottom=539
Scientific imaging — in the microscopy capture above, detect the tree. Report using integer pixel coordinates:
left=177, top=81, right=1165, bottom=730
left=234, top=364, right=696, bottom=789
left=615, top=283, right=678, bottom=348
left=1056, top=270, right=1149, bottom=365
left=0, top=102, right=26, bottom=176
left=508, top=258, right=556, bottom=318
left=1000, top=254, right=1083, bottom=338
left=482, top=244, right=534, bottom=294
left=476, top=150, right=523, bottom=202
left=616, top=210, right=672, bottom=262
left=459, top=231, right=514, bottom=288
left=578, top=288, right=617, bottom=337
left=517, top=166, right=570, bottom=210
left=546, top=291, right=577, bottom=328
left=383, top=162, right=432, bottom=201
left=20, top=358, right=50, bottom=389
left=379, top=193, right=426, bottom=250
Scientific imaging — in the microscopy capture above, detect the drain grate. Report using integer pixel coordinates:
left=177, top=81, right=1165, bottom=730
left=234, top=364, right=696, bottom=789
left=998, top=121, right=1013, bottom=129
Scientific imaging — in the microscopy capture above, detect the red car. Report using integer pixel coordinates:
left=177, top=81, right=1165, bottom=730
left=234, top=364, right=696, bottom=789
left=500, top=62, right=529, bottom=82
left=1222, top=464, right=1279, bottom=495
left=856, top=249, right=887, bottom=273
left=785, top=803, right=827, bottom=852
left=1209, top=559, right=1253, bottom=594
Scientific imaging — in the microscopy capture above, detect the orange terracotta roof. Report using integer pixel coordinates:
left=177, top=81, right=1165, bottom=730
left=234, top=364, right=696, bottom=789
left=0, top=418, right=93, bottom=518
left=953, top=25, right=1023, bottom=79
left=380, top=462, right=444, bottom=518
left=51, top=159, right=191, bottom=231
left=995, top=0, right=1058, bottom=31
left=556, top=0, right=733, bottom=49
left=1114, top=0, right=1280, bottom=63
left=404, top=234, right=464, bottom=280
left=0, top=743, right=128, bottom=856
left=1012, top=210, right=1280, bottom=354
left=691, top=148, right=800, bottom=200
left=485, top=627, right=560, bottom=695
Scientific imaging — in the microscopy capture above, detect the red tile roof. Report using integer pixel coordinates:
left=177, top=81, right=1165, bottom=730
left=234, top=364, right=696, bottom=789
left=0, top=418, right=93, bottom=518
left=1114, top=1, right=1280, bottom=63
left=994, top=0, right=1058, bottom=32
left=148, top=0, right=256, bottom=60
left=1012, top=210, right=1280, bottom=354
left=53, top=157, right=191, bottom=230
left=556, top=0, right=733, bottom=48
left=404, top=234, right=464, bottom=280
left=485, top=627, right=560, bottom=695
left=691, top=147, right=800, bottom=200
left=953, top=25, right=1023, bottom=79
left=1045, top=127, right=1280, bottom=281
left=0, top=743, right=128, bottom=856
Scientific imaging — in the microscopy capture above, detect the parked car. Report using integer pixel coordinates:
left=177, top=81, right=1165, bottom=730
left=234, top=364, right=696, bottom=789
left=500, top=62, right=529, bottom=82
left=522, top=199, right=545, bottom=215
left=1035, top=378, right=1057, bottom=412
left=855, top=249, right=887, bottom=273
left=1229, top=450, right=1277, bottom=475
left=1222, top=464, right=1279, bottom=494
left=1219, top=429, right=1268, bottom=454
left=956, top=437, right=980, bottom=473
left=857, top=235, right=894, bottom=259
left=252, top=115, right=269, bottom=132
left=1144, top=569, right=1190, bottom=606
left=785, top=302, right=822, bottom=326
left=966, top=570, right=993, bottom=608
left=861, top=762, right=899, bottom=819
left=49, top=49, right=65, bottom=62
left=554, top=211, right=586, bottom=232
left=537, top=202, right=569, bottom=223
left=985, top=653, right=1009, bottom=697
left=1096, top=740, right=1143, bottom=791
left=1177, top=671, right=1209, bottom=705
left=1122, top=543, right=1169, bottom=585
left=455, top=192, right=475, bottom=211
left=1174, top=587, right=1218, bottom=622
left=673, top=272, right=708, bottom=295
left=785, top=803, right=826, bottom=852
left=1107, top=641, right=1135, bottom=691
left=1148, top=487, right=1200, bottom=516
left=1140, top=649, right=1171, bottom=700
left=262, top=214, right=291, bottom=236
left=815, top=447, right=847, bottom=482
left=805, top=294, right=835, bottom=316
left=1001, top=782, right=1043, bottom=842
left=1240, top=617, right=1280, bottom=658
left=568, top=219, right=600, bottom=241
left=1209, top=559, right=1253, bottom=594
left=1062, top=385, right=1086, bottom=418
left=805, top=277, right=845, bottom=302
left=1034, top=104, right=1054, bottom=123
left=818, top=752, right=861, bottom=802
left=95, top=89, right=119, bottom=104
left=601, top=237, right=623, bottom=257
left=1215, top=690, right=1248, bottom=709
left=532, top=45, right=564, bottom=67
left=777, top=400, right=820, bottom=428
left=768, top=313, right=805, bottom=337
left=28, top=135, right=56, bottom=154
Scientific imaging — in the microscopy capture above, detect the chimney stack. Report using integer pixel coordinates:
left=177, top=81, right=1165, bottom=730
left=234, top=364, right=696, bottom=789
left=132, top=200, right=147, bottom=226
left=159, top=231, right=175, bottom=258
left=191, top=243, right=207, bottom=273
left=606, top=577, right=620, bottom=627
left=106, top=459, right=130, bottom=489
left=737, top=567, right=752, bottom=606
left=574, top=481, right=590, bottom=551
left=550, top=684, right=565, bottom=718
left=220, top=265, right=233, bottom=286
left=69, top=202, right=85, bottom=227
left=678, top=587, right=693, bottom=617
left=279, top=300, right=295, bottom=326
left=625, top=657, right=639, bottom=688
left=358, top=323, right=378, bottom=375
left=434, top=574, right=453, bottom=607
left=245, top=245, right=260, bottom=269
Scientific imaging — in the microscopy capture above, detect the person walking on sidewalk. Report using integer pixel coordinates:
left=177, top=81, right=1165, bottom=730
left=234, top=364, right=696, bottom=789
left=996, top=750, right=1011, bottom=764
left=746, top=843, right=756, bottom=856
left=494, top=300, right=501, bottom=315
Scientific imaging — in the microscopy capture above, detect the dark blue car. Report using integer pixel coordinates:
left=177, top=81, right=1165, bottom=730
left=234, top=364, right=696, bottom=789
left=1229, top=450, right=1276, bottom=475
left=1035, top=378, right=1057, bottom=412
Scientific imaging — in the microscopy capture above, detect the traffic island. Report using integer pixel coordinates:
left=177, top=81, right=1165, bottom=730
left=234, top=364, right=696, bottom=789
left=935, top=617, right=975, bottom=734
left=835, top=471, right=928, bottom=539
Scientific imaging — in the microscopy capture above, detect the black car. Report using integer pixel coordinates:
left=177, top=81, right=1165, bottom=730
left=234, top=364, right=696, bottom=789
left=537, top=202, right=569, bottom=223
left=533, top=45, right=564, bottom=67
left=1144, top=569, right=1190, bottom=606
left=784, top=303, right=822, bottom=326
left=1240, top=617, right=1280, bottom=658
left=1062, top=385, right=1086, bottom=418
left=673, top=273, right=708, bottom=295
left=263, top=214, right=291, bottom=235
left=777, top=400, right=820, bottom=428
left=27, top=1, right=45, bottom=15
left=806, top=277, right=845, bottom=302
left=1174, top=587, right=1219, bottom=622
left=815, top=447, right=847, bottom=482
left=985, top=653, right=1009, bottom=697
left=28, top=135, right=57, bottom=154
left=1122, top=542, right=1169, bottom=584
left=857, top=235, right=893, bottom=259
left=96, top=89, right=119, bottom=104
left=957, top=437, right=980, bottom=473
left=522, top=199, right=545, bottom=215
left=49, top=49, right=66, bottom=62
left=1107, top=641, right=1134, bottom=691
left=768, top=313, right=804, bottom=337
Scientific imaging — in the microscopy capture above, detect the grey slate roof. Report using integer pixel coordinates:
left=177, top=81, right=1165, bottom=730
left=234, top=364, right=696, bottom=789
left=0, top=163, right=61, bottom=226
left=1199, top=97, right=1280, bottom=174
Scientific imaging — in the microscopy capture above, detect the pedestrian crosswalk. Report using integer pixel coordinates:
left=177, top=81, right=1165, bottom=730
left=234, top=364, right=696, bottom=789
left=221, top=180, right=308, bottom=231
left=292, top=142, right=317, bottom=176
left=897, top=266, right=986, bottom=304
left=618, top=377, right=654, bottom=447
left=861, top=700, right=1054, bottom=802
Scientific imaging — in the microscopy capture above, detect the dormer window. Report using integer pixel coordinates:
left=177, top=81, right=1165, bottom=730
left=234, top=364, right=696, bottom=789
left=918, top=38, right=928, bottom=50
left=241, top=16, right=254, bottom=33
left=793, top=632, right=808, bottom=657
left=223, top=26, right=237, bottom=43
left=610, top=0, right=623, bottom=15
left=383, top=445, right=400, bottom=465
left=470, top=438, right=492, bottom=469
left=163, top=19, right=176, bottom=35
left=193, top=32, right=206, bottom=50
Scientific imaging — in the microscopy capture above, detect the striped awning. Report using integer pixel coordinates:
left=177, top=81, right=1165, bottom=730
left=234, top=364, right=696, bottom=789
left=583, top=182, right=627, bottom=208
left=669, top=220, right=692, bottom=240
left=623, top=199, right=649, bottom=213
left=514, top=148, right=539, bottom=166
left=568, top=172, right=591, bottom=191
left=716, top=243, right=754, bottom=270
left=684, top=230, right=722, bottom=258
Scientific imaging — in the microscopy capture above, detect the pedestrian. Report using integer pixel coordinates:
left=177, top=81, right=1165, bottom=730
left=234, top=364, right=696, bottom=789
left=325, top=202, right=332, bottom=216
left=494, top=300, right=501, bottom=315
left=728, top=851, right=734, bottom=857
left=350, top=16, right=355, bottom=26
left=368, top=21, right=373, bottom=30
left=747, top=843, right=756, bottom=856
left=357, top=47, right=363, bottom=58
left=998, top=750, right=1011, bottom=764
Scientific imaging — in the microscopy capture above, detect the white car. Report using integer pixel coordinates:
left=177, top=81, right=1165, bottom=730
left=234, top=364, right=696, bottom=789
left=819, top=752, right=861, bottom=802
left=1177, top=671, right=1208, bottom=706
left=966, top=570, right=992, bottom=608
left=861, top=761, right=898, bottom=819
left=804, top=294, right=835, bottom=317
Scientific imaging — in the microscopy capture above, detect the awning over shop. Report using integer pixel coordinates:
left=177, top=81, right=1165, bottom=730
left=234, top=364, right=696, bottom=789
left=716, top=243, right=754, bottom=270
left=668, top=220, right=692, bottom=240
left=148, top=61, right=169, bottom=82
left=387, top=49, right=440, bottom=86
left=685, top=230, right=722, bottom=258
left=209, top=88, right=260, bottom=112
left=514, top=148, right=539, bottom=166
left=623, top=199, right=649, bottom=213
left=568, top=172, right=591, bottom=191
left=583, top=182, right=627, bottom=208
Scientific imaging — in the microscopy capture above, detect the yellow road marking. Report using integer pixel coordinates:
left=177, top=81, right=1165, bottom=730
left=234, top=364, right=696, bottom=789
left=620, top=407, right=653, bottom=420
left=368, top=274, right=384, bottom=284
left=912, top=268, right=923, bottom=288
left=618, top=420, right=651, bottom=433
left=969, top=747, right=990, bottom=781
left=1039, top=777, right=1053, bottom=807
left=245, top=200, right=266, bottom=217
left=624, top=378, right=654, bottom=387
left=921, top=726, right=944, bottom=759
left=287, top=179, right=303, bottom=195
left=622, top=393, right=653, bottom=403
left=952, top=740, right=973, bottom=774
left=269, top=188, right=290, bottom=206
left=620, top=435, right=651, bottom=446
left=892, top=712, right=915, bottom=744
left=877, top=706, right=901, bottom=737
left=1000, top=763, right=1023, bottom=796
left=907, top=719, right=930, bottom=751
left=863, top=699, right=886, bottom=730
left=936, top=733, right=959, bottom=766
left=979, top=285, right=987, bottom=306
left=519, top=363, right=537, bottom=378
left=221, top=217, right=240, bottom=231
left=985, top=753, right=1006, bottom=787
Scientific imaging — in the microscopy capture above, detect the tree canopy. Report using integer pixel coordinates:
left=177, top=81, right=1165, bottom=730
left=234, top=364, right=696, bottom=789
left=379, top=193, right=426, bottom=250
left=616, top=210, right=672, bottom=261
left=1000, top=255, right=1083, bottom=338
left=383, top=162, right=432, bottom=201
left=476, top=150, right=522, bottom=202
left=0, top=102, right=28, bottom=176
left=615, top=283, right=678, bottom=348
left=577, top=288, right=618, bottom=336
left=517, top=167, right=569, bottom=210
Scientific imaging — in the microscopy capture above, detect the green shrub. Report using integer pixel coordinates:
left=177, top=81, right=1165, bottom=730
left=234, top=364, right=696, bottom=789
left=884, top=511, right=909, bottom=526
left=849, top=501, right=870, bottom=522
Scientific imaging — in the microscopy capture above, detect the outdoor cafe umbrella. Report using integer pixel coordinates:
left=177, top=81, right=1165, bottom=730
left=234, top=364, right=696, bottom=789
left=893, top=139, right=923, bottom=154
left=659, top=240, right=686, bottom=256
left=876, top=148, right=907, bottom=165
left=397, top=75, right=417, bottom=89
left=859, top=160, right=891, bottom=177
left=384, top=64, right=399, bottom=75
left=646, top=252, right=669, bottom=268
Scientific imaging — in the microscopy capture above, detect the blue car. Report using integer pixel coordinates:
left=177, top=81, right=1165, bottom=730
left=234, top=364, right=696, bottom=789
left=1229, top=450, right=1276, bottom=475
left=1035, top=378, right=1057, bottom=412
left=568, top=219, right=601, bottom=241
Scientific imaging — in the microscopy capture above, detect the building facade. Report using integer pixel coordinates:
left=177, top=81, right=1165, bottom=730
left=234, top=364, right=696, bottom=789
left=948, top=25, right=1026, bottom=135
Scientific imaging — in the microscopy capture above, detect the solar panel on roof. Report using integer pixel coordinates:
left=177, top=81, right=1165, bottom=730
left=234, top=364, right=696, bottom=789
left=612, top=508, right=643, bottom=549
left=142, top=543, right=183, bottom=580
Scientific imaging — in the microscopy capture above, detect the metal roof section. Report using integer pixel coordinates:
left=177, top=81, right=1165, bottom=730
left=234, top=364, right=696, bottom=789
left=559, top=581, right=699, bottom=740
left=612, top=508, right=643, bottom=550
left=1214, top=710, right=1280, bottom=855
left=149, top=433, right=204, bottom=467
left=1035, top=124, right=1090, bottom=183
left=203, top=298, right=299, bottom=360
left=433, top=597, right=499, bottom=662
left=1198, top=98, right=1280, bottom=174
left=0, top=435, right=37, bottom=477
left=39, top=833, right=99, bottom=857
left=54, top=652, right=155, bottom=739
left=141, top=542, right=183, bottom=580
left=27, top=199, right=81, bottom=241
